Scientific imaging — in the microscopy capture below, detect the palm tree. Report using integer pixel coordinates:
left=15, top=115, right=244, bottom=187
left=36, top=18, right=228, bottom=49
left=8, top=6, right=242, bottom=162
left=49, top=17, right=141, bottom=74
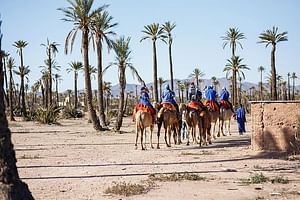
left=176, top=80, right=182, bottom=102
left=265, top=71, right=272, bottom=99
left=54, top=73, right=62, bottom=105
left=183, top=81, right=190, bottom=101
left=67, top=61, right=83, bottom=109
left=104, top=36, right=143, bottom=131
left=222, top=27, right=246, bottom=57
left=158, top=77, right=166, bottom=101
left=258, top=66, right=265, bottom=100
left=276, top=74, right=283, bottom=99
left=287, top=72, right=291, bottom=100
left=189, top=68, right=205, bottom=89
left=2, top=51, right=10, bottom=104
left=6, top=57, right=16, bottom=121
left=258, top=26, right=288, bottom=100
left=140, top=23, right=166, bottom=102
left=58, top=0, right=106, bottom=131
left=162, top=21, right=176, bottom=90
left=103, top=81, right=111, bottom=115
left=0, top=17, right=34, bottom=199
left=91, top=10, right=117, bottom=127
left=41, top=39, right=59, bottom=106
left=13, top=66, right=30, bottom=118
left=291, top=72, right=298, bottom=100
left=224, top=56, right=249, bottom=106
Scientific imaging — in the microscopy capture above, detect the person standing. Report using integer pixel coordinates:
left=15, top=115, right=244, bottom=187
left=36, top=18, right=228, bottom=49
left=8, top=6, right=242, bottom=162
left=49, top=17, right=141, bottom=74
left=236, top=104, right=246, bottom=135
left=189, top=82, right=196, bottom=100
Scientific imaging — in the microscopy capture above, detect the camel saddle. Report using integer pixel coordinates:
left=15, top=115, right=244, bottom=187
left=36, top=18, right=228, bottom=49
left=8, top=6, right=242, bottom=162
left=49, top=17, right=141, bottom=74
left=219, top=100, right=231, bottom=110
left=161, top=102, right=176, bottom=111
left=204, top=100, right=219, bottom=112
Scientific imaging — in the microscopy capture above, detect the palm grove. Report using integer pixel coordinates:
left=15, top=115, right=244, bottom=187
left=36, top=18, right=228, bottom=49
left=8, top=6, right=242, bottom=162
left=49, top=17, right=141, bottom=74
left=0, top=0, right=299, bottom=133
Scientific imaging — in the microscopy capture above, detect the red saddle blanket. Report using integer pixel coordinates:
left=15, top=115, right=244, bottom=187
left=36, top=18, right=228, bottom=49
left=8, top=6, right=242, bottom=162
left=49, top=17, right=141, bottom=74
left=162, top=102, right=176, bottom=111
left=188, top=101, right=202, bottom=110
left=204, top=100, right=219, bottom=112
left=135, top=103, right=155, bottom=115
left=219, top=100, right=231, bottom=110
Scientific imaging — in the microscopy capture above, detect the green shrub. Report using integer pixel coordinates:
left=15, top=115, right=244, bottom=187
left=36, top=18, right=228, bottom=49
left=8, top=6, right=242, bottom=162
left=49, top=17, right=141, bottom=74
left=62, top=107, right=84, bottom=119
left=35, top=106, right=61, bottom=124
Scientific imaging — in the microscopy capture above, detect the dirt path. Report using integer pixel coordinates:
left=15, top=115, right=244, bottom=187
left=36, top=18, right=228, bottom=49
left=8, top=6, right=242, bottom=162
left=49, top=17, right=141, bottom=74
left=10, top=117, right=300, bottom=200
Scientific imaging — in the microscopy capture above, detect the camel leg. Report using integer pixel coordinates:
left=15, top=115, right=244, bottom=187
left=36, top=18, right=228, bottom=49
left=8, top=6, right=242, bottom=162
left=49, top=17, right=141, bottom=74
left=177, top=125, right=182, bottom=145
left=157, top=120, right=162, bottom=149
left=141, top=128, right=145, bottom=150
left=173, top=126, right=177, bottom=145
left=150, top=125, right=154, bottom=149
left=167, top=127, right=172, bottom=147
left=135, top=125, right=139, bottom=150
left=164, top=126, right=170, bottom=147
left=186, top=126, right=191, bottom=145
left=228, top=119, right=231, bottom=135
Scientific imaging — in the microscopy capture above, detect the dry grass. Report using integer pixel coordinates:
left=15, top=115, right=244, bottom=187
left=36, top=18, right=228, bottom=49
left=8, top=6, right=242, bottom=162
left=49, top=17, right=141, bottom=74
left=240, top=173, right=289, bottom=185
left=104, top=180, right=155, bottom=197
left=148, top=172, right=206, bottom=182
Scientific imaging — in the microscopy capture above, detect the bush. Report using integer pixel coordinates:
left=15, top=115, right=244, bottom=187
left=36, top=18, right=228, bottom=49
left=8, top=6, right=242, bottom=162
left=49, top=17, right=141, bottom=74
left=35, top=106, right=61, bottom=124
left=62, top=107, right=84, bottom=119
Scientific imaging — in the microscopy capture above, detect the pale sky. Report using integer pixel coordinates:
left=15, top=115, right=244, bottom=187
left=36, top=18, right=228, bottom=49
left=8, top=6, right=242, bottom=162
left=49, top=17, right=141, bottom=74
left=1, top=0, right=299, bottom=92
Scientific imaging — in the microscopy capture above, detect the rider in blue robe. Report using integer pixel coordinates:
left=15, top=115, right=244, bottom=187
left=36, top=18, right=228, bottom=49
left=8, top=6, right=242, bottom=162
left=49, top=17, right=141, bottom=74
left=161, top=84, right=178, bottom=111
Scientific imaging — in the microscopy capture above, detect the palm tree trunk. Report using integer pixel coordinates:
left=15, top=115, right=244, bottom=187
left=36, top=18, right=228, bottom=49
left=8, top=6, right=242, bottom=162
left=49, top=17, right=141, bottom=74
left=74, top=72, right=78, bottom=109
left=232, top=72, right=236, bottom=107
left=96, top=39, right=106, bottom=126
left=115, top=67, right=125, bottom=131
left=271, top=45, right=277, bottom=100
left=55, top=79, right=59, bottom=105
left=152, top=41, right=159, bottom=102
left=0, top=36, right=34, bottom=199
left=20, top=75, right=26, bottom=118
left=48, top=51, right=52, bottom=106
left=287, top=74, right=291, bottom=100
left=260, top=71, right=263, bottom=100
left=168, top=43, right=174, bottom=91
left=9, top=69, right=15, bottom=121
left=292, top=78, right=295, bottom=100
left=82, top=28, right=102, bottom=131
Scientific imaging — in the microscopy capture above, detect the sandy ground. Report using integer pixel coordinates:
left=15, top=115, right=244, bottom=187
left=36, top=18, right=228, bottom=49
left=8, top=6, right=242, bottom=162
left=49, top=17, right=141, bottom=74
left=9, top=115, right=300, bottom=200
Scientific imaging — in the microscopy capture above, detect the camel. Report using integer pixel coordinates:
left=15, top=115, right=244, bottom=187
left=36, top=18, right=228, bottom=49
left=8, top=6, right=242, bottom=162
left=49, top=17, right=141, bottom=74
left=155, top=102, right=181, bottom=148
left=219, top=106, right=234, bottom=136
left=209, top=110, right=220, bottom=139
left=135, top=110, right=154, bottom=150
left=179, top=103, right=202, bottom=146
left=199, top=108, right=212, bottom=145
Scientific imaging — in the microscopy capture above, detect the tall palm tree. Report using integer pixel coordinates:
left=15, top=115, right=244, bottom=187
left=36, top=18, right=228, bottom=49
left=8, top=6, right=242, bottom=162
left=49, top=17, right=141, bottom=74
left=258, top=26, right=288, bottom=100
left=276, top=74, right=283, bottom=99
left=13, top=66, right=30, bottom=118
left=2, top=51, right=10, bottom=104
left=6, top=57, right=16, bottom=121
left=189, top=68, right=205, bottom=89
left=224, top=56, right=249, bottom=106
left=158, top=77, right=166, bottom=101
left=183, top=81, right=190, bottom=101
left=222, top=27, right=246, bottom=57
left=41, top=39, right=59, bottom=106
left=211, top=76, right=220, bottom=92
left=103, top=81, right=111, bottom=114
left=67, top=61, right=83, bottom=109
left=291, top=72, right=298, bottom=100
left=0, top=17, right=34, bottom=199
left=287, top=72, right=291, bottom=100
left=162, top=21, right=176, bottom=90
left=265, top=71, right=272, bottom=99
left=176, top=80, right=182, bottom=102
left=91, top=10, right=117, bottom=127
left=54, top=73, right=62, bottom=105
left=58, top=0, right=106, bottom=131
left=104, top=36, right=143, bottom=131
left=258, top=66, right=265, bottom=100
left=140, top=23, right=166, bottom=102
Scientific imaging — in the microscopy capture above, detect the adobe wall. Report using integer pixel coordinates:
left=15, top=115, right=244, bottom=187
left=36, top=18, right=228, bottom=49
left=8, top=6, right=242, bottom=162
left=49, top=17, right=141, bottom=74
left=251, top=101, right=300, bottom=152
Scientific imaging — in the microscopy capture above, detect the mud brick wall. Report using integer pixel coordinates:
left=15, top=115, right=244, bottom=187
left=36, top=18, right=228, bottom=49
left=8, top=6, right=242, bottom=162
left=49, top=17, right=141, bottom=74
left=251, top=101, right=300, bottom=151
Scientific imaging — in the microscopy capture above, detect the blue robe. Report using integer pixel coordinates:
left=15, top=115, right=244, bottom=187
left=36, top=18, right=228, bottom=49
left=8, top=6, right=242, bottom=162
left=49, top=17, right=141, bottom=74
left=162, top=89, right=177, bottom=105
left=205, top=88, right=216, bottom=101
left=236, top=106, right=246, bottom=134
left=139, top=91, right=154, bottom=108
left=220, top=89, right=229, bottom=101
